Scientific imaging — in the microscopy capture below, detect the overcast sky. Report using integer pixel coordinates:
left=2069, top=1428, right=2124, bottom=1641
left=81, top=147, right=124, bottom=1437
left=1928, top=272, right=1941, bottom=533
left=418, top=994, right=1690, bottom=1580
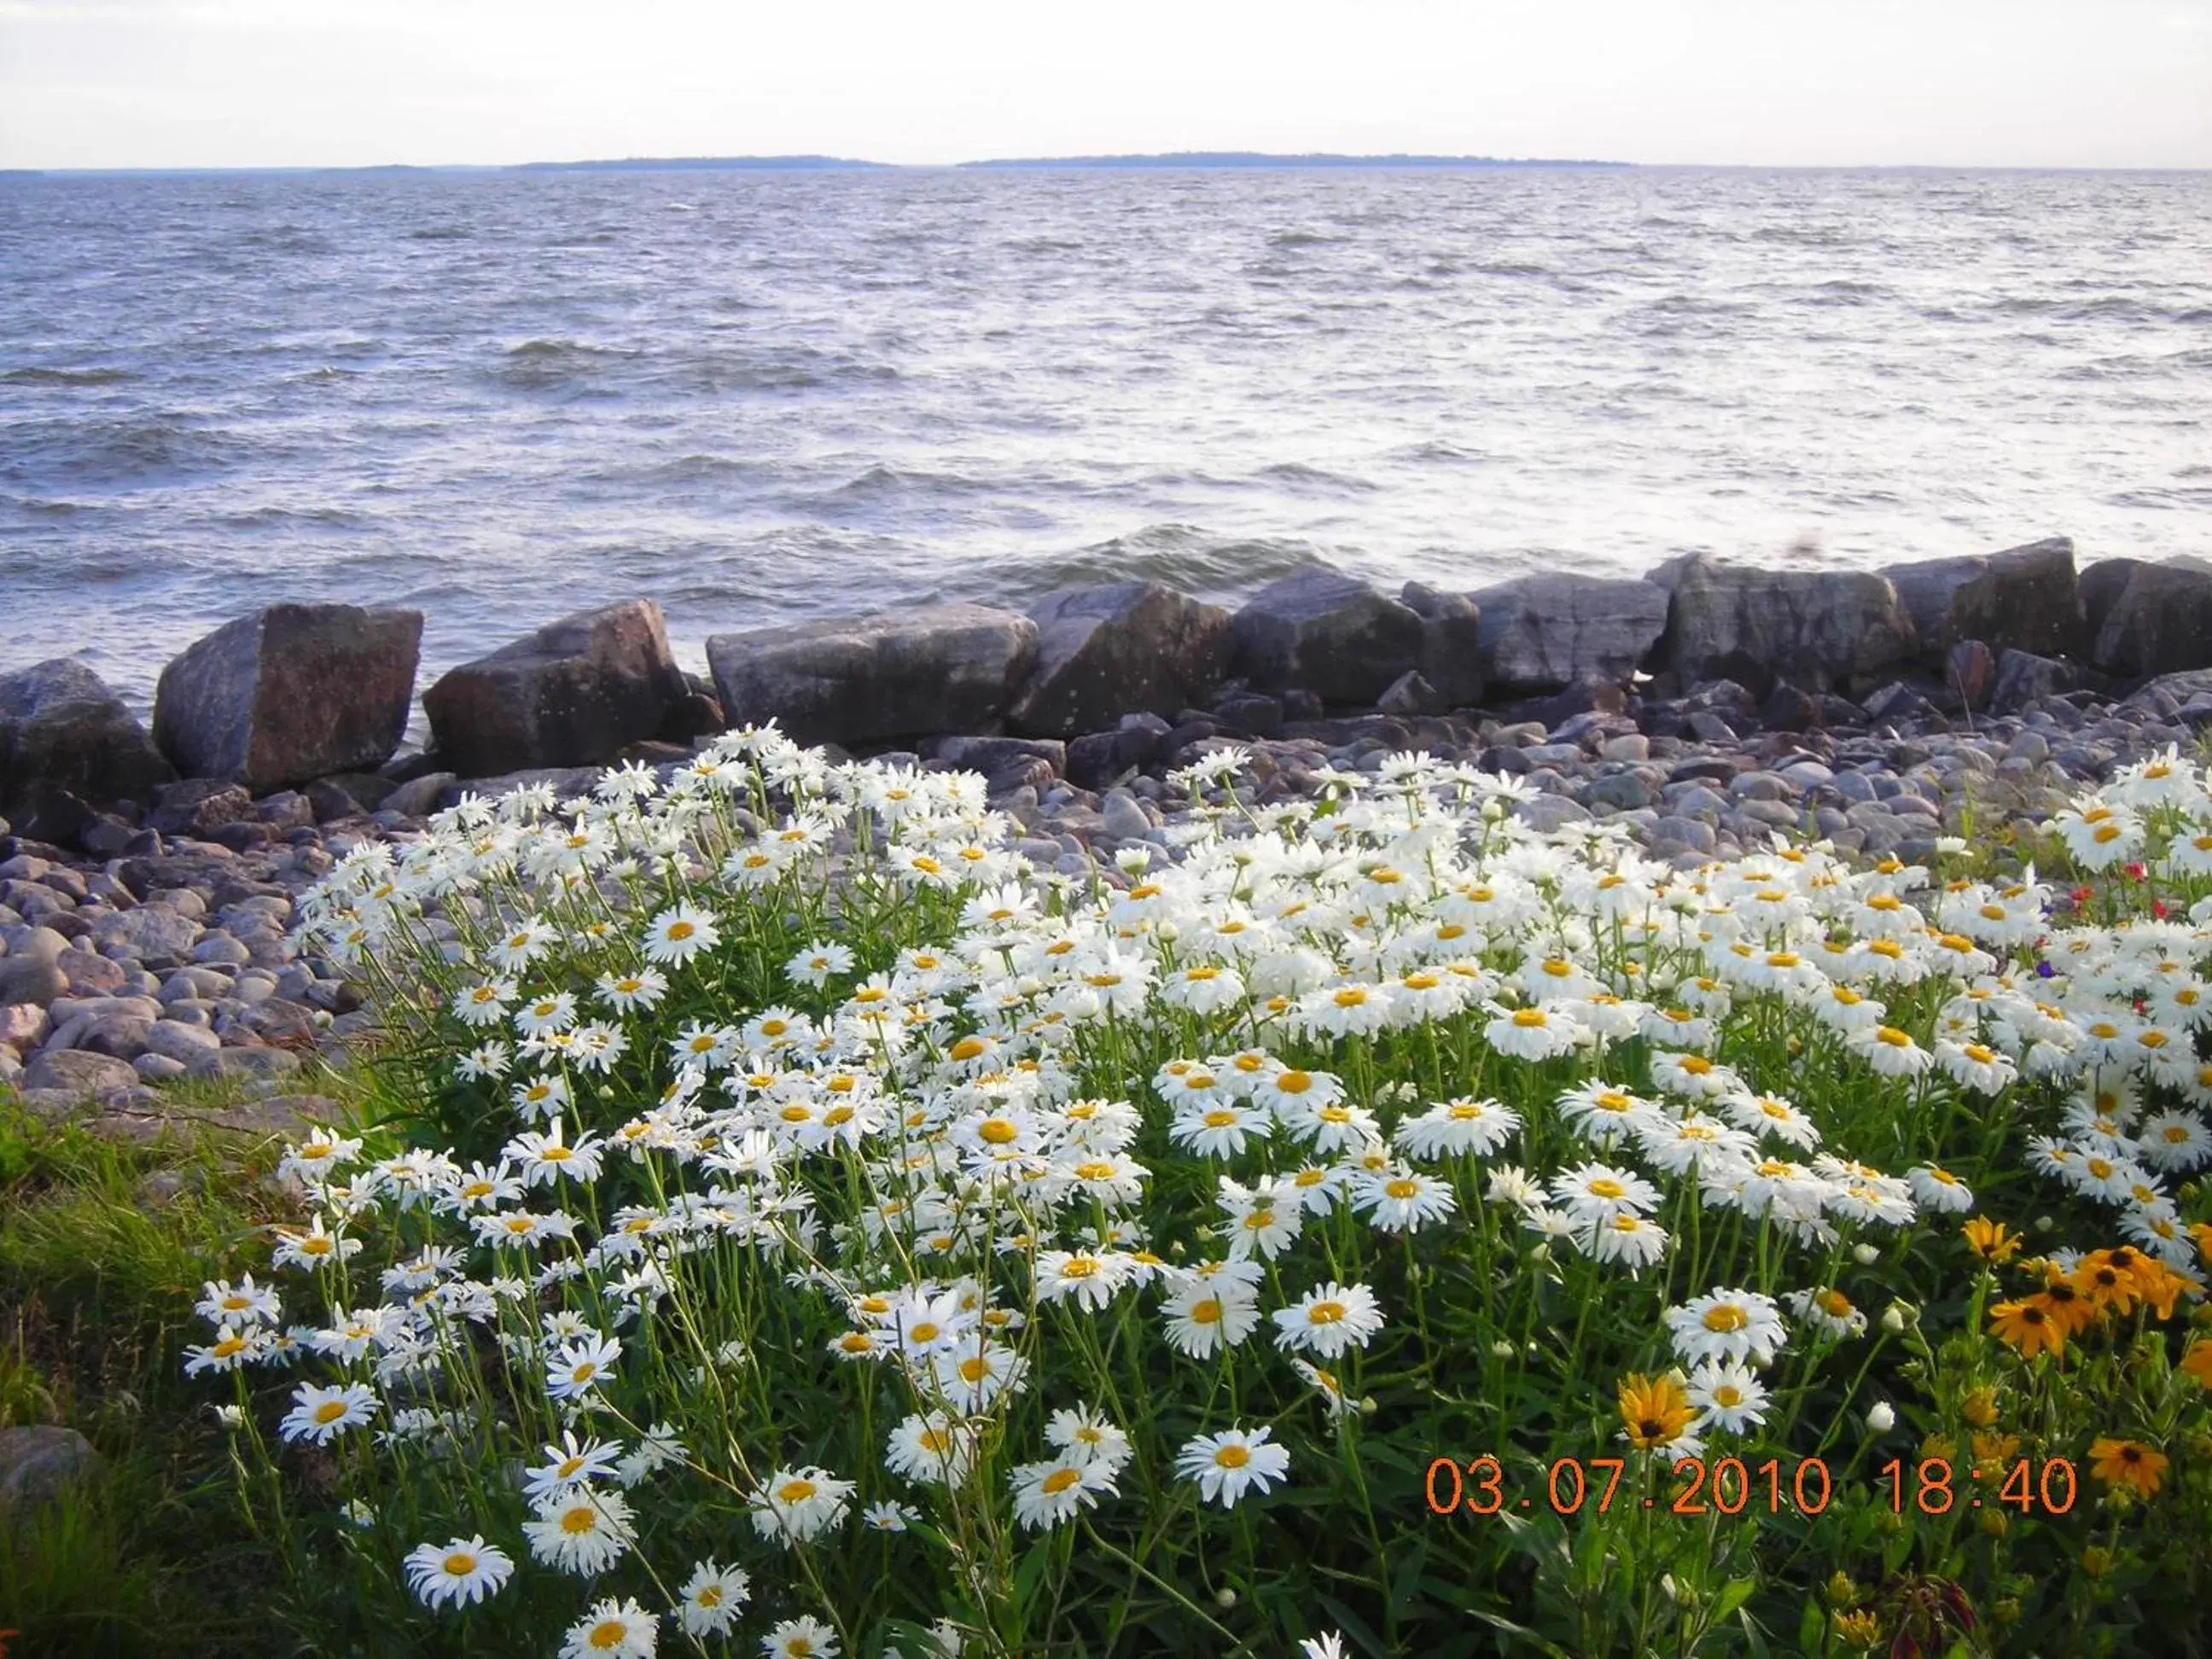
left=3, top=0, right=2209, bottom=172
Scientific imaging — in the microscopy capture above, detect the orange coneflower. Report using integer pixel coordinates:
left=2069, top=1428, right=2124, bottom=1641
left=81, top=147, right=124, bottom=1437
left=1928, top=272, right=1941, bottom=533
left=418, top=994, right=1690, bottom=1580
left=1962, top=1218, right=2020, bottom=1264
left=2180, top=1339, right=2212, bottom=1388
left=2137, top=1262, right=2201, bottom=1323
left=1988, top=1299, right=2066, bottom=1360
left=2073, top=1250, right=2142, bottom=1316
left=1618, top=1371, right=1695, bottom=1452
left=2029, top=1272, right=2098, bottom=1339
left=2088, top=1436, right=2168, bottom=1499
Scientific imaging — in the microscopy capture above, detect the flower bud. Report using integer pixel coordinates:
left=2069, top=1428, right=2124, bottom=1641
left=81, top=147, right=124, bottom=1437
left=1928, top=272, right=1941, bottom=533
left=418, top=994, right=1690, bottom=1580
left=1214, top=1586, right=1238, bottom=1610
left=1359, top=1395, right=1378, bottom=1417
left=1114, top=847, right=1151, bottom=875
left=1866, top=1401, right=1897, bottom=1434
left=1978, top=1508, right=2009, bottom=1538
left=2081, top=1545, right=2112, bottom=1579
left=1853, top=1243, right=1881, bottom=1266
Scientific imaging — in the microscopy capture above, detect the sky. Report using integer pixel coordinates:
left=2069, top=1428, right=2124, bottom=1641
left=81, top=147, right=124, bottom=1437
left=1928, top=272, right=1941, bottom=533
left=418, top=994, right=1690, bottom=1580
left=3, top=0, right=2209, bottom=172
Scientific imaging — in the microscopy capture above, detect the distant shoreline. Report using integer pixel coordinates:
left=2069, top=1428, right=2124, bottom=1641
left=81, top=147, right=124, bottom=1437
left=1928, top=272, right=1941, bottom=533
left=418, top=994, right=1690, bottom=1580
left=3, top=151, right=1635, bottom=178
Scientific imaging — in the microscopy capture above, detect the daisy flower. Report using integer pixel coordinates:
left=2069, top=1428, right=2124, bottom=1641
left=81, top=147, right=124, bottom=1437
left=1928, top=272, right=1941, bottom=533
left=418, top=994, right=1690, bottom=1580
left=1161, top=1277, right=1261, bottom=1359
left=279, top=1381, right=379, bottom=1445
left=762, top=1616, right=840, bottom=1658
left=523, top=1429, right=624, bottom=1501
left=560, top=1596, right=658, bottom=1659
left=524, top=1489, right=637, bottom=1575
left=1686, top=1364, right=1770, bottom=1435
left=1394, top=1097, right=1520, bottom=1159
left=1907, top=1165, right=1976, bottom=1214
left=1664, top=1288, right=1788, bottom=1368
left=1352, top=1167, right=1458, bottom=1232
left=403, top=1535, right=514, bottom=1610
left=642, top=902, right=719, bottom=966
left=1176, top=1423, right=1292, bottom=1507
left=750, top=1466, right=855, bottom=1545
left=1271, top=1281, right=1387, bottom=1359
left=545, top=1332, right=623, bottom=1400
left=1009, top=1454, right=1120, bottom=1530
left=677, top=1562, right=751, bottom=1638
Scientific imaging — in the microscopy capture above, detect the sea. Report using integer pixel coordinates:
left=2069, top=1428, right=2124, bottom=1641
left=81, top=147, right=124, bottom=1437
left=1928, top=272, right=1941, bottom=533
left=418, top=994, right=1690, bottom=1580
left=3, top=164, right=2208, bottom=712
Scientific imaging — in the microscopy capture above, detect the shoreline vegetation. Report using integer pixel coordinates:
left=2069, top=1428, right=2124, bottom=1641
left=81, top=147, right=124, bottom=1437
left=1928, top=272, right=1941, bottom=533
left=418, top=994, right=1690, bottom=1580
left=4, top=538, right=2212, bottom=1656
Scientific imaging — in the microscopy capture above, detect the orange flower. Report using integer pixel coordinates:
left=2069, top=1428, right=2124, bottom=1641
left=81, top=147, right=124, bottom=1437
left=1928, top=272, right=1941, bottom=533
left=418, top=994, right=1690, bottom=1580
left=2192, top=1221, right=2212, bottom=1266
left=2029, top=1272, right=2098, bottom=1338
left=1618, top=1371, right=1694, bottom=1452
left=1962, top=1218, right=2020, bottom=1264
left=1989, top=1299, right=2065, bottom=1360
left=2136, top=1262, right=2201, bottom=1323
left=2073, top=1250, right=2143, bottom=1315
left=2181, top=1339, right=2212, bottom=1388
left=1962, top=1386, right=2000, bottom=1428
left=2089, top=1436, right=2168, bottom=1499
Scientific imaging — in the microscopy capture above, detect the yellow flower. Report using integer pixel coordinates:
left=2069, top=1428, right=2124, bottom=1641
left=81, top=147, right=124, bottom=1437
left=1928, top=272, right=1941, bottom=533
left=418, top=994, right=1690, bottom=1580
left=1962, top=1218, right=2020, bottom=1264
left=1617, top=1371, right=1694, bottom=1452
left=1962, top=1387, right=1999, bottom=1428
left=1833, top=1609, right=1882, bottom=1649
left=2088, top=1436, right=2168, bottom=1499
left=2181, top=1338, right=2212, bottom=1389
left=1988, top=1299, right=2064, bottom=1360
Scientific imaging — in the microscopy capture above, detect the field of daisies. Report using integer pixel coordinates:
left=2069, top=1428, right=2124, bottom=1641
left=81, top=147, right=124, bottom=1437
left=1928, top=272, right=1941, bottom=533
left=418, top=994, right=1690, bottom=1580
left=173, top=728, right=2212, bottom=1658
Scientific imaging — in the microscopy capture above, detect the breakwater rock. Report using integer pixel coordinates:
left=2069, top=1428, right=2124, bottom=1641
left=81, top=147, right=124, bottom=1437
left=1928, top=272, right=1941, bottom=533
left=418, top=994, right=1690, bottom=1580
left=7, top=534, right=2212, bottom=1121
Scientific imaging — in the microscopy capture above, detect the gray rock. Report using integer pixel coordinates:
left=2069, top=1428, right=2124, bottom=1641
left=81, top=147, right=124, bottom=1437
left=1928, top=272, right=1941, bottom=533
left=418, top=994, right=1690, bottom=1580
left=1229, top=571, right=1428, bottom=704
left=1470, top=573, right=1670, bottom=692
left=0, top=952, right=67, bottom=1007
left=1991, top=649, right=2082, bottom=714
left=1398, top=582, right=1487, bottom=706
left=90, top=905, right=201, bottom=968
left=192, top=934, right=254, bottom=968
left=143, top=1018, right=222, bottom=1063
left=1649, top=555, right=1915, bottom=692
left=0, top=658, right=176, bottom=821
left=1514, top=795, right=1592, bottom=833
left=427, top=600, right=688, bottom=775
left=153, top=604, right=422, bottom=792
left=0, top=1424, right=99, bottom=1512
left=2080, top=557, right=2151, bottom=644
left=1376, top=670, right=1444, bottom=717
left=1584, top=771, right=1651, bottom=812
left=186, top=1045, right=303, bottom=1080
left=22, top=1046, right=140, bottom=1097
left=133, top=1051, right=187, bottom=1081
left=1004, top=582, right=1232, bottom=737
left=73, top=1012, right=154, bottom=1060
left=1885, top=537, right=2085, bottom=663
left=1099, top=790, right=1154, bottom=841
left=2091, top=557, right=2212, bottom=678
left=383, top=771, right=457, bottom=818
left=707, top=603, right=1038, bottom=748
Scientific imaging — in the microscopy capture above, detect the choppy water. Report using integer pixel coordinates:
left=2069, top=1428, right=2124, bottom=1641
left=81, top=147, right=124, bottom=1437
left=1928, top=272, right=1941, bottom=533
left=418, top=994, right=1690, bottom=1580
left=3, top=165, right=2208, bottom=711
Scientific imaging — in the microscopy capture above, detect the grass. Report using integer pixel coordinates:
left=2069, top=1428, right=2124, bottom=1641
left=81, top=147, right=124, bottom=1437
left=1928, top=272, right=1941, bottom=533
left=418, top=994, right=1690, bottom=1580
left=0, top=1080, right=342, bottom=1656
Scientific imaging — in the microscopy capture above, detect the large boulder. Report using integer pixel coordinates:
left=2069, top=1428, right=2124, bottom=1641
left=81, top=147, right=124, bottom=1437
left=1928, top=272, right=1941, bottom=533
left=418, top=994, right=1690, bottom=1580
left=1229, top=570, right=1428, bottom=706
left=1648, top=555, right=1915, bottom=694
left=154, top=604, right=422, bottom=793
left=707, top=603, right=1038, bottom=748
left=1885, top=537, right=2085, bottom=663
left=425, top=600, right=687, bottom=776
left=0, top=1424, right=99, bottom=1513
left=2079, top=558, right=2151, bottom=645
left=1399, top=582, right=1486, bottom=707
left=0, top=659, right=175, bottom=822
left=1004, top=582, right=1232, bottom=738
left=2089, top=557, right=2212, bottom=680
left=1470, top=573, right=1670, bottom=693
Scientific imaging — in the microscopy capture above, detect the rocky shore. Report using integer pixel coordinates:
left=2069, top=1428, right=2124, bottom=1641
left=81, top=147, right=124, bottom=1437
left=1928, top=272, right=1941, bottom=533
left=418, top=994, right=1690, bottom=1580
left=5, top=534, right=2212, bottom=1127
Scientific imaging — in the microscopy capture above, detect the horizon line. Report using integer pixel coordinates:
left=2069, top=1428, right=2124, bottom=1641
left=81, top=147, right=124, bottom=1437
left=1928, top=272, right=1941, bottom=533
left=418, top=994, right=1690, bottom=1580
left=9, top=148, right=2211, bottom=178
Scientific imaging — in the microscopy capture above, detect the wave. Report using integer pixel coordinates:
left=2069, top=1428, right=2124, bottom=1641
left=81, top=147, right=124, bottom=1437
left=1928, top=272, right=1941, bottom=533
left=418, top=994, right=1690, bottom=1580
left=1, top=366, right=134, bottom=387
left=1010, top=523, right=1338, bottom=599
left=407, top=226, right=473, bottom=241
left=0, top=416, right=238, bottom=486
left=1253, top=461, right=1379, bottom=495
